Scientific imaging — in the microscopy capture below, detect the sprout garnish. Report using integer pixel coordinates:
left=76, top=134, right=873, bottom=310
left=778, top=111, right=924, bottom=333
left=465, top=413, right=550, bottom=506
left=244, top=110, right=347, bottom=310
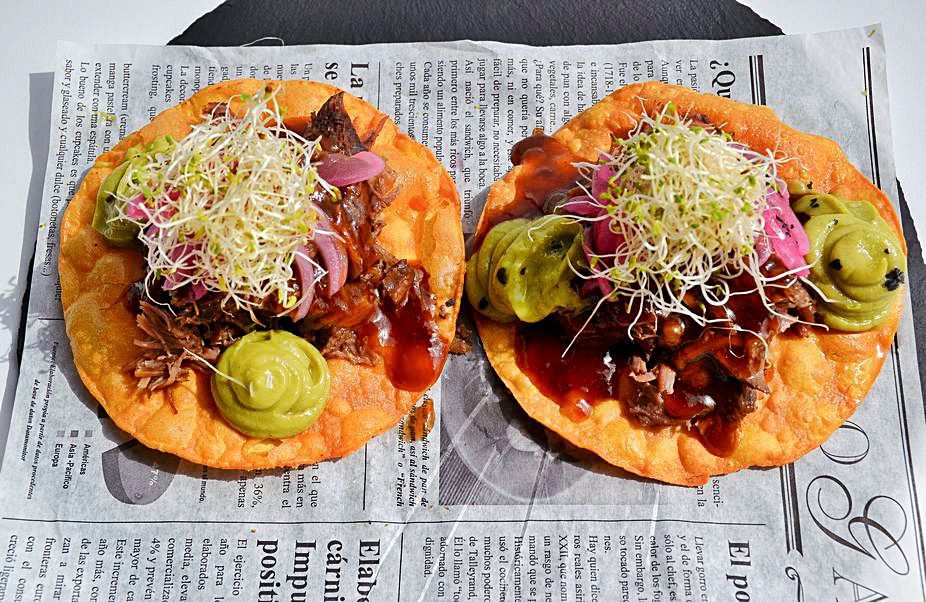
left=568, top=104, right=813, bottom=342
left=112, top=87, right=330, bottom=316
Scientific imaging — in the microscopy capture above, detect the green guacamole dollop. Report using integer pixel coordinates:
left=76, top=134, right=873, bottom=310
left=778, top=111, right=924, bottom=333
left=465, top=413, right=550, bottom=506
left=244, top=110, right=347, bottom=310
left=92, top=135, right=175, bottom=247
left=466, top=216, right=587, bottom=323
left=792, top=191, right=905, bottom=331
left=212, top=330, right=330, bottom=438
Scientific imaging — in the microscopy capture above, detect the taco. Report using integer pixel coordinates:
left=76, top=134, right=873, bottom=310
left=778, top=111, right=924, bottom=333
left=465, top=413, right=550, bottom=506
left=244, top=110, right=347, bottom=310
left=60, top=79, right=464, bottom=469
left=468, top=82, right=905, bottom=486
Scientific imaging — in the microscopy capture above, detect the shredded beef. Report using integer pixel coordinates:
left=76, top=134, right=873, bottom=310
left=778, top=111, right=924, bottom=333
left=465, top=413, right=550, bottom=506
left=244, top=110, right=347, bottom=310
left=629, top=383, right=688, bottom=427
left=133, top=301, right=201, bottom=390
left=571, top=256, right=819, bottom=428
left=304, top=92, right=366, bottom=155
left=556, top=302, right=662, bottom=353
left=319, top=327, right=374, bottom=365
left=381, top=260, right=421, bottom=306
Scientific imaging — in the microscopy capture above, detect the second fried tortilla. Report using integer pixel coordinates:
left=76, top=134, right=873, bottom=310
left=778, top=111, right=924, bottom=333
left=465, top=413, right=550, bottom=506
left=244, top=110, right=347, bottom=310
left=475, top=82, right=904, bottom=486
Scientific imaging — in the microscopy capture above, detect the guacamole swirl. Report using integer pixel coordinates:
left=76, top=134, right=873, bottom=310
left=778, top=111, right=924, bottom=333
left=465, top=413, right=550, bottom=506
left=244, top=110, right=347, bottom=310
left=92, top=135, right=175, bottom=246
left=792, top=191, right=905, bottom=331
left=211, top=330, right=330, bottom=438
left=468, top=216, right=587, bottom=323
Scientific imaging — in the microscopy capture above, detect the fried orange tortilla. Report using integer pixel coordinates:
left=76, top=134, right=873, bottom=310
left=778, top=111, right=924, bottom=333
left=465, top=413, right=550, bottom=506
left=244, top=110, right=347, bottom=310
left=476, top=82, right=905, bottom=486
left=60, top=79, right=464, bottom=469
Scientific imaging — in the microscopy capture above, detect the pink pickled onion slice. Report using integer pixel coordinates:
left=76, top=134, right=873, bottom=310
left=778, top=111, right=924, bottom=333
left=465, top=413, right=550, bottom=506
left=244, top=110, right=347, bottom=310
left=560, top=194, right=605, bottom=217
left=581, top=234, right=616, bottom=298
left=314, top=230, right=348, bottom=295
left=309, top=204, right=349, bottom=295
left=591, top=165, right=616, bottom=200
left=761, top=186, right=810, bottom=275
left=126, top=193, right=177, bottom=224
left=592, top=218, right=624, bottom=256
left=755, top=232, right=772, bottom=265
left=317, top=151, right=385, bottom=187
left=125, top=194, right=147, bottom=220
left=187, top=281, right=208, bottom=302
left=163, top=243, right=199, bottom=290
left=289, top=246, right=316, bottom=322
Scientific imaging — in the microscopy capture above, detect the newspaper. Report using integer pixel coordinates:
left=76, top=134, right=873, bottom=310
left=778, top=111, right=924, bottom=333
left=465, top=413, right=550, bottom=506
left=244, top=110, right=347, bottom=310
left=0, top=25, right=923, bottom=601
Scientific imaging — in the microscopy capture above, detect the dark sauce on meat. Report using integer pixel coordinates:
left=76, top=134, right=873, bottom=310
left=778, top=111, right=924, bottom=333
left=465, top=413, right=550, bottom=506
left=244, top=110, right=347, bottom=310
left=475, top=131, right=580, bottom=246
left=516, top=319, right=742, bottom=456
left=304, top=94, right=444, bottom=392
left=375, top=285, right=446, bottom=391
left=486, top=129, right=818, bottom=460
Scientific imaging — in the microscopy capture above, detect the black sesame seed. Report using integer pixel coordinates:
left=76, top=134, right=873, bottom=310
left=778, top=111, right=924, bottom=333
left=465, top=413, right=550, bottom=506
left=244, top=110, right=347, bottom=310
left=478, top=298, right=489, bottom=310
left=884, top=268, right=904, bottom=291
left=808, top=181, right=813, bottom=189
left=829, top=258, right=842, bottom=270
left=496, top=268, right=508, bottom=285
left=885, top=248, right=891, bottom=255
left=519, top=267, right=527, bottom=275
left=445, top=298, right=455, bottom=307
left=550, top=240, right=564, bottom=253
left=810, top=198, right=820, bottom=208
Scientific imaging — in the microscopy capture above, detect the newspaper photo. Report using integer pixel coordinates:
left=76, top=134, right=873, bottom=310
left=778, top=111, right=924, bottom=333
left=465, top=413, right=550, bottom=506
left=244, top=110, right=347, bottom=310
left=0, top=25, right=923, bottom=601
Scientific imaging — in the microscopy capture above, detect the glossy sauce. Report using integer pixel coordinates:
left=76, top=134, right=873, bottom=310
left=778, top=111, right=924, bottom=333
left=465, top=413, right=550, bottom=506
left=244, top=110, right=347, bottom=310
left=476, top=132, right=580, bottom=245
left=515, top=316, right=743, bottom=457
left=308, top=168, right=443, bottom=392
left=370, top=275, right=446, bottom=392
left=515, top=320, right=625, bottom=422
left=400, top=397, right=436, bottom=442
left=695, top=417, right=740, bottom=458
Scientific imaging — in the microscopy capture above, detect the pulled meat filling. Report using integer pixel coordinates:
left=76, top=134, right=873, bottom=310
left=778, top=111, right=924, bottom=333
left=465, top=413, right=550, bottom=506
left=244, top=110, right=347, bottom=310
left=553, top=260, right=817, bottom=427
left=129, top=93, right=438, bottom=390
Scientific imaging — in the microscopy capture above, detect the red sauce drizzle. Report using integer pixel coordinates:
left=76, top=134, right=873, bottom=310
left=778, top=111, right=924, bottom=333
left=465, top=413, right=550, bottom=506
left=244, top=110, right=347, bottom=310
left=350, top=266, right=444, bottom=393
left=377, top=292, right=445, bottom=391
left=280, top=110, right=445, bottom=393
left=515, top=321, right=627, bottom=422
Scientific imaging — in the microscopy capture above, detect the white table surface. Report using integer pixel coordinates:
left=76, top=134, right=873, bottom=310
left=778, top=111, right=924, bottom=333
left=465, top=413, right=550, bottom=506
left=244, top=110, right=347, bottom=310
left=0, top=0, right=922, bottom=431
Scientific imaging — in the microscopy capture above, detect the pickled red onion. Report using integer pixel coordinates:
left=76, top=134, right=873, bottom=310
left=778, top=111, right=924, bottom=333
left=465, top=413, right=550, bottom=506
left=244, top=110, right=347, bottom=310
left=308, top=205, right=348, bottom=295
left=317, top=151, right=385, bottom=187
left=591, top=164, right=616, bottom=200
left=289, top=246, right=316, bottom=322
left=163, top=244, right=200, bottom=290
left=188, top=282, right=208, bottom=301
left=761, top=186, right=810, bottom=275
left=561, top=194, right=605, bottom=217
